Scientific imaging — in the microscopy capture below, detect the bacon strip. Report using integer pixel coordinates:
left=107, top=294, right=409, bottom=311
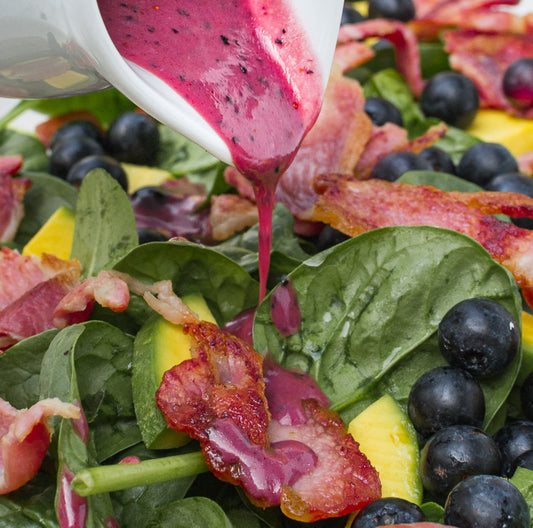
left=153, top=287, right=380, bottom=522
left=0, top=155, right=29, bottom=243
left=444, top=29, right=533, bottom=117
left=337, top=19, right=426, bottom=97
left=0, top=397, right=80, bottom=494
left=313, top=175, right=533, bottom=307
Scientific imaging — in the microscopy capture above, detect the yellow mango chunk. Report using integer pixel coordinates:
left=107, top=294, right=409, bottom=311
left=22, top=205, right=75, bottom=260
left=348, top=393, right=423, bottom=504
left=468, top=109, right=533, bottom=157
left=123, top=162, right=172, bottom=193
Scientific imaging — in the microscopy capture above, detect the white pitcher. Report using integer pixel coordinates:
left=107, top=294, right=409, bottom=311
left=0, top=1, right=343, bottom=164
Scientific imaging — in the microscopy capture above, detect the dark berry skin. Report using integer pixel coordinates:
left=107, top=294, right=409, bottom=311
left=130, top=186, right=169, bottom=211
left=352, top=498, right=425, bottom=528
left=66, top=155, right=128, bottom=192
left=407, top=366, right=485, bottom=438
left=420, top=425, right=501, bottom=502
left=514, top=449, right=533, bottom=472
left=486, top=172, right=533, bottom=229
left=420, top=72, right=479, bottom=129
left=315, top=225, right=350, bottom=252
left=444, top=475, right=530, bottom=528
left=137, top=227, right=167, bottom=244
left=105, top=111, right=160, bottom=165
left=49, top=137, right=105, bottom=179
left=364, top=97, right=404, bottom=127
left=456, top=142, right=519, bottom=188
left=370, top=151, right=432, bottom=181
left=493, top=420, right=533, bottom=477
left=521, top=371, right=533, bottom=421
left=50, top=120, right=105, bottom=151
left=438, top=297, right=520, bottom=379
left=368, top=0, right=416, bottom=22
left=419, top=146, right=456, bottom=174
left=503, top=58, right=533, bottom=110
left=341, top=4, right=365, bottom=25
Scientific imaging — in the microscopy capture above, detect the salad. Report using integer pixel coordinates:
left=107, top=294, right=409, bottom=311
left=1, top=0, right=533, bottom=527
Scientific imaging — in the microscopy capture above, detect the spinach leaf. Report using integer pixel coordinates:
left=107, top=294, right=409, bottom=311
left=71, top=169, right=138, bottom=277
left=148, top=497, right=234, bottom=528
left=157, top=126, right=220, bottom=176
left=510, top=467, right=533, bottom=526
left=0, top=129, right=48, bottom=170
left=253, top=226, right=522, bottom=427
left=15, top=172, right=78, bottom=246
left=420, top=502, right=445, bottom=524
left=113, top=240, right=258, bottom=325
left=0, top=329, right=59, bottom=409
left=0, top=472, right=59, bottom=528
left=111, top=444, right=197, bottom=528
left=39, top=324, right=116, bottom=528
left=399, top=170, right=483, bottom=192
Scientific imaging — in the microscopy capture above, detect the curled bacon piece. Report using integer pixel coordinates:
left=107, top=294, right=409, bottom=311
left=0, top=155, right=29, bottom=243
left=337, top=19, right=426, bottom=97
left=0, top=249, right=81, bottom=350
left=155, top=311, right=380, bottom=521
left=0, top=397, right=80, bottom=494
left=313, top=175, right=533, bottom=307
left=443, top=30, right=533, bottom=117
left=411, top=0, right=533, bottom=38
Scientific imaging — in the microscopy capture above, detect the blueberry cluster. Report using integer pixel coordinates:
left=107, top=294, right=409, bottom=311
left=48, top=111, right=160, bottom=192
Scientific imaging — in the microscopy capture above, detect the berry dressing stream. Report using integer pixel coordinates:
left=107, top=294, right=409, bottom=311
left=98, top=0, right=324, bottom=300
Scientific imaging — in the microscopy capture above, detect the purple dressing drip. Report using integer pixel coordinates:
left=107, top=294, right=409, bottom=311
left=270, top=278, right=302, bottom=337
left=263, top=357, right=330, bottom=426
left=223, top=308, right=256, bottom=345
left=56, top=465, right=88, bottom=528
left=207, top=418, right=317, bottom=504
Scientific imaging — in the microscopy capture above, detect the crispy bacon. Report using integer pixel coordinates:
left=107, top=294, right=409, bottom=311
left=411, top=0, right=533, bottom=37
left=0, top=397, right=80, bottom=494
left=313, top=175, right=533, bottom=307
left=337, top=19, right=426, bottom=97
left=354, top=122, right=448, bottom=180
left=154, top=290, right=380, bottom=521
left=0, top=250, right=81, bottom=350
left=444, top=29, right=533, bottom=117
left=0, top=155, right=29, bottom=243
left=209, top=194, right=258, bottom=241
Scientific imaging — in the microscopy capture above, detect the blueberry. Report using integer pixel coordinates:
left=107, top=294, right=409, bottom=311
left=420, top=425, right=501, bottom=501
left=66, top=154, right=129, bottom=192
left=137, top=227, right=167, bottom=244
left=444, top=475, right=530, bottom=528
left=456, top=142, right=519, bottom=188
left=49, top=137, right=105, bottom=179
left=50, top=120, right=105, bottom=151
left=314, top=225, right=350, bottom=252
left=407, top=366, right=485, bottom=438
left=438, top=297, right=520, bottom=378
left=367, top=0, right=416, bottom=22
left=352, top=497, right=425, bottom=528
left=420, top=72, right=479, bottom=129
left=493, top=420, right=533, bottom=477
left=105, top=111, right=160, bottom=165
left=370, top=151, right=432, bottom=181
left=503, top=58, right=533, bottom=110
left=521, top=371, right=533, bottom=421
left=130, top=186, right=169, bottom=211
left=364, top=97, right=404, bottom=127
left=419, top=146, right=456, bottom=174
left=514, top=449, right=533, bottom=472
left=341, top=4, right=365, bottom=25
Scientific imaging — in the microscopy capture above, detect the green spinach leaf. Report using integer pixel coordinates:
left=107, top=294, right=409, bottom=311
left=510, top=467, right=533, bottom=526
left=253, top=226, right=522, bottom=427
left=0, top=129, right=48, bottom=170
left=71, top=169, right=138, bottom=277
left=113, top=240, right=258, bottom=325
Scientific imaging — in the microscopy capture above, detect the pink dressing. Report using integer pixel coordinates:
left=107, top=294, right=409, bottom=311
left=98, top=0, right=323, bottom=299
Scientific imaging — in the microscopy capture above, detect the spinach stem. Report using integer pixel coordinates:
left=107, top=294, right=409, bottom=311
left=71, top=451, right=209, bottom=496
left=0, top=100, right=37, bottom=130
